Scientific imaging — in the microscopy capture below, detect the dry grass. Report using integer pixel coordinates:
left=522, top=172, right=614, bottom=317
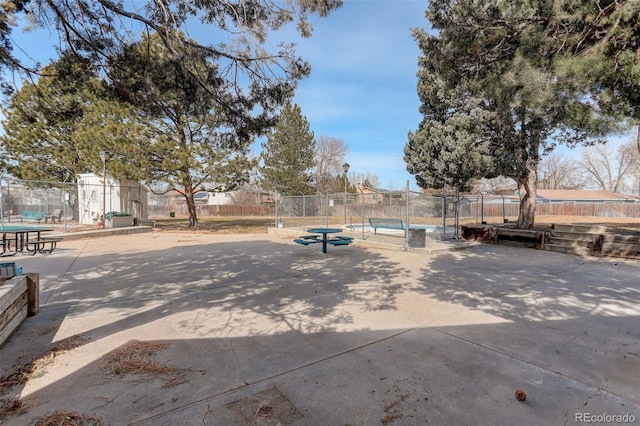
left=153, top=217, right=272, bottom=234
left=34, top=411, right=103, bottom=426
left=0, top=398, right=25, bottom=417
left=100, top=341, right=185, bottom=388
left=0, top=335, right=86, bottom=392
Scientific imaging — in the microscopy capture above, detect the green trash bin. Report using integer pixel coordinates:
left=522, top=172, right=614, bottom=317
left=169, top=212, right=175, bottom=218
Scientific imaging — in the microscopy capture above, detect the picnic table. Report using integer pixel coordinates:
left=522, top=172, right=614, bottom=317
left=1, top=225, right=60, bottom=256
left=294, top=227, right=354, bottom=254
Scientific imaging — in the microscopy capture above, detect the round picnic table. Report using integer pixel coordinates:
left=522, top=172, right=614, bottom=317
left=306, top=228, right=343, bottom=254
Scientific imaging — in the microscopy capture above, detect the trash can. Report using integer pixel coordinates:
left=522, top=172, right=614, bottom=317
left=0, top=262, right=16, bottom=281
left=169, top=212, right=175, bottom=218
left=408, top=228, right=426, bottom=248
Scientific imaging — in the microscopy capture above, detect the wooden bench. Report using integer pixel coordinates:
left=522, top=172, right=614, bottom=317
left=489, top=227, right=545, bottom=249
left=24, top=238, right=62, bottom=255
left=368, top=217, right=405, bottom=234
left=20, top=211, right=45, bottom=223
left=45, top=209, right=63, bottom=224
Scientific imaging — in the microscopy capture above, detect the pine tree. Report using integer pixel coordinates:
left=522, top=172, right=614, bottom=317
left=260, top=104, right=316, bottom=195
left=404, top=0, right=618, bottom=228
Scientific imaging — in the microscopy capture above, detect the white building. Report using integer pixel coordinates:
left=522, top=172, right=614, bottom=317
left=76, top=173, right=148, bottom=225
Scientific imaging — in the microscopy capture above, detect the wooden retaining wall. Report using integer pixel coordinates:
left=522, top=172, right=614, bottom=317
left=0, top=274, right=40, bottom=346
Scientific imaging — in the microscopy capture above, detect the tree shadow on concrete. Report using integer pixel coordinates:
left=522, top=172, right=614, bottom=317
left=412, top=244, right=640, bottom=325
left=1, top=236, right=413, bottom=401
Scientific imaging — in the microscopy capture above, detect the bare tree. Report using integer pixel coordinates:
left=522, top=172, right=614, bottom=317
left=473, top=176, right=516, bottom=194
left=579, top=140, right=640, bottom=194
left=314, top=135, right=348, bottom=193
left=350, top=171, right=380, bottom=188
left=538, top=152, right=586, bottom=189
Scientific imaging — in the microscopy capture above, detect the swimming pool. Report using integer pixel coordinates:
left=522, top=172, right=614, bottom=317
left=345, top=224, right=455, bottom=235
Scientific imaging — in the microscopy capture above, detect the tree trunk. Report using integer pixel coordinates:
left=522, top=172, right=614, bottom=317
left=184, top=186, right=199, bottom=227
left=516, top=162, right=538, bottom=229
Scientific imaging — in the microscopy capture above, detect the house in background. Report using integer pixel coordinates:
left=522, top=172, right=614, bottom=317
left=170, top=184, right=268, bottom=207
left=535, top=189, right=639, bottom=203
left=484, top=189, right=639, bottom=204
left=354, top=185, right=404, bottom=204
left=76, top=173, right=148, bottom=225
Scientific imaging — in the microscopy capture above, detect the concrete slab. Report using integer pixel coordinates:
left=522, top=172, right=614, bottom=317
left=1, top=231, right=639, bottom=425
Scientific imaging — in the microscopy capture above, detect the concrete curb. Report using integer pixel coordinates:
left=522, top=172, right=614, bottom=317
left=49, top=225, right=154, bottom=240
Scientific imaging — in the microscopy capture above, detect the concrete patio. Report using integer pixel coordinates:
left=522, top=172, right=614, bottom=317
left=0, top=229, right=639, bottom=425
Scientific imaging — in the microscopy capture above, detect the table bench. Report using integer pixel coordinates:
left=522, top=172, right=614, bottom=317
left=24, top=238, right=62, bottom=255
left=19, top=211, right=46, bottom=223
left=368, top=217, right=405, bottom=234
left=327, top=236, right=354, bottom=246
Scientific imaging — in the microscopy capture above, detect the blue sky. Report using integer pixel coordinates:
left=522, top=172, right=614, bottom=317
left=5, top=1, right=636, bottom=192
left=4, top=0, right=429, bottom=190
left=275, top=0, right=430, bottom=190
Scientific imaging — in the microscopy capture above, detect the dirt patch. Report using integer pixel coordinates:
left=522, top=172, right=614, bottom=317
left=0, top=336, right=87, bottom=420
left=153, top=217, right=273, bottom=234
left=226, top=386, right=304, bottom=425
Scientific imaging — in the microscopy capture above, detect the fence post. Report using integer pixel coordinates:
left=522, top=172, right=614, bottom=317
left=361, top=196, right=365, bottom=239
left=405, top=181, right=410, bottom=247
left=26, top=273, right=40, bottom=316
left=442, top=191, right=446, bottom=232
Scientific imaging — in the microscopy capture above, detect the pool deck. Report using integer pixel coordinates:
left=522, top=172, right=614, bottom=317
left=1, top=228, right=639, bottom=425
left=270, top=226, right=476, bottom=254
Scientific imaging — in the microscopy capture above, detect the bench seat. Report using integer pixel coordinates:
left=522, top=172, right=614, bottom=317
left=294, top=238, right=316, bottom=246
left=368, top=218, right=405, bottom=234
left=24, top=238, right=62, bottom=255
left=45, top=209, right=63, bottom=224
left=20, top=211, right=46, bottom=223
left=327, top=239, right=352, bottom=246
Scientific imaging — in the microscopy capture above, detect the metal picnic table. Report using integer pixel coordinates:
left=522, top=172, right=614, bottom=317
left=294, top=227, right=353, bottom=254
left=1, top=225, right=58, bottom=256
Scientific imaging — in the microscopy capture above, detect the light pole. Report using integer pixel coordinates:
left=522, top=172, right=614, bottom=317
left=99, top=150, right=109, bottom=229
left=342, top=162, right=350, bottom=225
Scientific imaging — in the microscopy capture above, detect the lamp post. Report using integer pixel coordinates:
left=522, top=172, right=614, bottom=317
left=342, top=162, right=350, bottom=225
left=99, top=150, right=109, bottom=229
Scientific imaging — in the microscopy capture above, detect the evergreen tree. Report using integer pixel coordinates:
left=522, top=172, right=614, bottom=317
left=404, top=0, right=617, bottom=228
left=106, top=33, right=257, bottom=227
left=1, top=1, right=342, bottom=107
left=0, top=51, right=107, bottom=183
left=260, top=103, right=316, bottom=195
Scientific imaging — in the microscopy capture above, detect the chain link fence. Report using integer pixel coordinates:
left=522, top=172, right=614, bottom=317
left=275, top=191, right=640, bottom=239
left=275, top=191, right=461, bottom=239
left=0, top=178, right=78, bottom=229
left=3, top=177, right=639, bottom=233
